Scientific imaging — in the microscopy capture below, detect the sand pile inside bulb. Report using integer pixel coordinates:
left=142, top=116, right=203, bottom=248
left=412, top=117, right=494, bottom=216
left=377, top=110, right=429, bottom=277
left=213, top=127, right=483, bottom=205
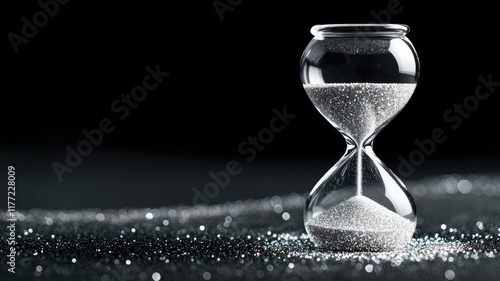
left=304, top=83, right=416, bottom=144
left=306, top=195, right=415, bottom=252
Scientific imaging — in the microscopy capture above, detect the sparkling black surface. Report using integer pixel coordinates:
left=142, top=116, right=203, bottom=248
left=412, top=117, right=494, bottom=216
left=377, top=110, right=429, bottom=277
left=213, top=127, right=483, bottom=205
left=1, top=173, right=500, bottom=281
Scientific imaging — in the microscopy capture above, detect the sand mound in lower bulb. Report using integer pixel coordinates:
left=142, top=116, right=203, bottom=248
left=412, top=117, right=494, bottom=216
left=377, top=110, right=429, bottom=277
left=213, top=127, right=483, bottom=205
left=306, top=195, right=415, bottom=252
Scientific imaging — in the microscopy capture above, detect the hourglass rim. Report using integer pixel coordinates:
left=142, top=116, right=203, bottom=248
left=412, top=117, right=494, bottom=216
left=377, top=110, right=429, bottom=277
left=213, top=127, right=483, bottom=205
left=311, top=24, right=409, bottom=39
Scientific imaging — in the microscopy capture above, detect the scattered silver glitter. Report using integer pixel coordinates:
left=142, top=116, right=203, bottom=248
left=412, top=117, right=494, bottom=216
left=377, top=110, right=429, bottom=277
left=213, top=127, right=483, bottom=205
left=445, top=269, right=455, bottom=280
left=306, top=195, right=415, bottom=251
left=303, top=83, right=416, bottom=143
left=152, top=272, right=161, bottom=281
left=1, top=174, right=499, bottom=280
left=282, top=212, right=291, bottom=221
left=203, top=272, right=212, bottom=280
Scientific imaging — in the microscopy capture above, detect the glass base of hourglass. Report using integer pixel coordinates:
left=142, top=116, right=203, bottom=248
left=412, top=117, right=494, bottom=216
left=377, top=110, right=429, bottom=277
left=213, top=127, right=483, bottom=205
left=304, top=144, right=417, bottom=252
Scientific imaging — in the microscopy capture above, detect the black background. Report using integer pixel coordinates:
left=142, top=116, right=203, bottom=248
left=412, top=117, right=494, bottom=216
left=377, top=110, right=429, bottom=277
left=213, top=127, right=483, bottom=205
left=3, top=0, right=500, bottom=209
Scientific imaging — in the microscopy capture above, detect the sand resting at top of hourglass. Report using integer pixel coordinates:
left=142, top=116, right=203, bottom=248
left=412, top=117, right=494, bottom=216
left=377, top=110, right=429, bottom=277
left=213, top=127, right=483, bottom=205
left=303, top=83, right=416, bottom=144
left=305, top=195, right=415, bottom=252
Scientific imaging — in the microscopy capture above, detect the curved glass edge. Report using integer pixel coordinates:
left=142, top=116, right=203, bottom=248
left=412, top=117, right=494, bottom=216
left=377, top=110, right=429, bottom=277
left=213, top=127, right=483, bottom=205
left=311, top=23, right=410, bottom=39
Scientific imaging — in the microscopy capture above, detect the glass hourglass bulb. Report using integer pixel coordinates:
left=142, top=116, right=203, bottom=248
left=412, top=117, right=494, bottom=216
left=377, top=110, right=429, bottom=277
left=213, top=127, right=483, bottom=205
left=300, top=24, right=419, bottom=251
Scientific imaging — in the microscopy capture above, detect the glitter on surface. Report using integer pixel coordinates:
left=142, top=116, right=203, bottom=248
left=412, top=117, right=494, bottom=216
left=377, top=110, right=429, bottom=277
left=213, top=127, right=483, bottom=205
left=1, top=173, right=500, bottom=281
left=303, top=83, right=415, bottom=143
left=305, top=195, right=415, bottom=251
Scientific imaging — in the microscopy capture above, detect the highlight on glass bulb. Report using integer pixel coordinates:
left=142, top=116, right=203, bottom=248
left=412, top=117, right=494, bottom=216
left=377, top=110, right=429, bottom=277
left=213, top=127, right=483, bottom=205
left=300, top=24, right=419, bottom=251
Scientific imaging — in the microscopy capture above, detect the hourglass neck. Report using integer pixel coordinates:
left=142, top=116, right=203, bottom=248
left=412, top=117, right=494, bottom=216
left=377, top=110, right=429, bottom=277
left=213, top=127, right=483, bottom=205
left=345, top=134, right=376, bottom=149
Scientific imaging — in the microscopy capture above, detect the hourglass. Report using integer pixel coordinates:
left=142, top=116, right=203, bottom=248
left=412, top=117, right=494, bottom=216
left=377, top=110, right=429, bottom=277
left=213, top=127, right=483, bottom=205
left=300, top=24, right=419, bottom=251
